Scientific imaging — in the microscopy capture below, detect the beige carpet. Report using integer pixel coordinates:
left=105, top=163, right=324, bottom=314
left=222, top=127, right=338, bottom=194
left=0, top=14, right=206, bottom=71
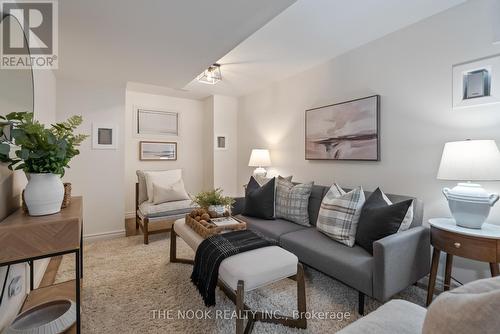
left=55, top=233, right=427, bottom=333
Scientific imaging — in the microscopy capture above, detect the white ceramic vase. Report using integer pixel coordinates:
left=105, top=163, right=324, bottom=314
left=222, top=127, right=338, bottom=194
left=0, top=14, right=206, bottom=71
left=209, top=205, right=227, bottom=216
left=24, top=173, right=64, bottom=216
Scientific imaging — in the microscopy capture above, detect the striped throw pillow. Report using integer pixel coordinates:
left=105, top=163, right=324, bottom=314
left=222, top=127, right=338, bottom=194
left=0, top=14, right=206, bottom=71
left=275, top=178, right=314, bottom=226
left=316, top=185, right=365, bottom=247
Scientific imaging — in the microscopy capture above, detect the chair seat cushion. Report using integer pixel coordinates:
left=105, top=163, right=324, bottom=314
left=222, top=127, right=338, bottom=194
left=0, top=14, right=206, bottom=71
left=139, top=199, right=195, bottom=218
left=337, top=299, right=425, bottom=334
left=280, top=228, right=374, bottom=295
left=219, top=246, right=298, bottom=291
left=235, top=214, right=308, bottom=241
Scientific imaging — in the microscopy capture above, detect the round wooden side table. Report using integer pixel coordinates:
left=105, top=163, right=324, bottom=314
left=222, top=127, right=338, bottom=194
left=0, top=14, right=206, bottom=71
left=426, top=218, right=500, bottom=306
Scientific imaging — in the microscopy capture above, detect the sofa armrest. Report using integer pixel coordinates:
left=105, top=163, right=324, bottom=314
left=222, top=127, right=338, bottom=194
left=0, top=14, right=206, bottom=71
left=373, top=226, right=430, bottom=301
left=231, top=197, right=245, bottom=216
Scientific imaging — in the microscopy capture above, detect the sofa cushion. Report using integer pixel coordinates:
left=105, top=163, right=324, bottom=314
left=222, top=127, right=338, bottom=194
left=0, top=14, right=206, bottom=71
left=243, top=176, right=275, bottom=219
left=235, top=214, right=308, bottom=241
left=356, top=188, right=413, bottom=254
left=337, top=299, right=425, bottom=334
left=275, top=178, right=314, bottom=226
left=139, top=199, right=195, bottom=218
left=423, top=276, right=500, bottom=334
left=280, top=228, right=374, bottom=295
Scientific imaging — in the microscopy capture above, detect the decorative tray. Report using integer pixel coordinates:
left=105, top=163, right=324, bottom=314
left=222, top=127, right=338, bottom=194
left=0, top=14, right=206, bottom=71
left=185, top=209, right=246, bottom=238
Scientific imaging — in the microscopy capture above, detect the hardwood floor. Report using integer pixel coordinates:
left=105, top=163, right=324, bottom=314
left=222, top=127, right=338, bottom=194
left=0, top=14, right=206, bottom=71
left=39, top=256, right=63, bottom=287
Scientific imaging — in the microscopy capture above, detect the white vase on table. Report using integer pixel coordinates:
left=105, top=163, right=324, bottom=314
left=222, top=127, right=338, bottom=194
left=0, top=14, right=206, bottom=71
left=24, top=173, right=64, bottom=216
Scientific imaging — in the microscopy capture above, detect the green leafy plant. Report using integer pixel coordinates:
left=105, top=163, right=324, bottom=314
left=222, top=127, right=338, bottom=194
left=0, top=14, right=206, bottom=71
left=0, top=111, right=88, bottom=176
left=191, top=188, right=235, bottom=208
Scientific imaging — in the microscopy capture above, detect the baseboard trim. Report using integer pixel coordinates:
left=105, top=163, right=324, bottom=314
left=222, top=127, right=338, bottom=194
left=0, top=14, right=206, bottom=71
left=125, top=211, right=135, bottom=219
left=84, top=229, right=125, bottom=242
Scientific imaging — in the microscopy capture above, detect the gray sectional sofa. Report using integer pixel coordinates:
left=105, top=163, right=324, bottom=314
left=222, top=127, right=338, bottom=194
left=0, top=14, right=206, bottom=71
left=233, top=184, right=431, bottom=314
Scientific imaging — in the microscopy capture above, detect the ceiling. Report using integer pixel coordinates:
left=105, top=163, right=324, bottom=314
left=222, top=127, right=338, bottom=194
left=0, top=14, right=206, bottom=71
left=184, top=0, right=467, bottom=97
left=58, top=0, right=467, bottom=99
left=57, top=0, right=295, bottom=88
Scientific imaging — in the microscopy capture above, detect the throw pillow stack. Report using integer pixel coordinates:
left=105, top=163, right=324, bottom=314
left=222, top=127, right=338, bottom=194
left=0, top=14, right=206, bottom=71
left=243, top=175, right=315, bottom=226
left=142, top=169, right=190, bottom=204
left=317, top=184, right=414, bottom=253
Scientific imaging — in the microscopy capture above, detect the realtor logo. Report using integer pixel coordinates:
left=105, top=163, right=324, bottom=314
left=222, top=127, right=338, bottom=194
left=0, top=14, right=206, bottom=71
left=1, top=0, right=58, bottom=69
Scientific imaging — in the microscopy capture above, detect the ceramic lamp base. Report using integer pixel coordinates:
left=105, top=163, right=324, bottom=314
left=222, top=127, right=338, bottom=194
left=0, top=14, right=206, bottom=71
left=443, top=183, right=499, bottom=229
left=253, top=167, right=267, bottom=178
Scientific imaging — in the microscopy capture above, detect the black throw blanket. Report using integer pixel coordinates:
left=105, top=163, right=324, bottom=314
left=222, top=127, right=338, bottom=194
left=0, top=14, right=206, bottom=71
left=191, top=230, right=272, bottom=306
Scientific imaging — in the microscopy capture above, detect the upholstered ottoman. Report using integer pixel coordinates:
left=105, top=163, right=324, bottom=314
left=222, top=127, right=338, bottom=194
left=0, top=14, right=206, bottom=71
left=171, top=218, right=307, bottom=334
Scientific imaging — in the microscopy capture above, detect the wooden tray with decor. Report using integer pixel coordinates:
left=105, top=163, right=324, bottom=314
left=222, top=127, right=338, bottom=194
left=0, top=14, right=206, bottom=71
left=185, top=209, right=246, bottom=239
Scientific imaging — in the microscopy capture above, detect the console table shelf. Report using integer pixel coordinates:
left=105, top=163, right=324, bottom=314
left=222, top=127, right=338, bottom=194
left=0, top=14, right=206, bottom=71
left=21, top=280, right=79, bottom=334
left=0, top=197, right=83, bottom=334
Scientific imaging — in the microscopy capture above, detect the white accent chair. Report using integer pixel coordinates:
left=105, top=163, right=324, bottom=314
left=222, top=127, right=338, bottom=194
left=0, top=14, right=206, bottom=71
left=136, top=170, right=195, bottom=244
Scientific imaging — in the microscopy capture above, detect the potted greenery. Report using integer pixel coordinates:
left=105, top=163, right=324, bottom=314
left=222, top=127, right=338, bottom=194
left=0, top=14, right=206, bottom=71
left=0, top=112, right=87, bottom=216
left=191, top=188, right=235, bottom=216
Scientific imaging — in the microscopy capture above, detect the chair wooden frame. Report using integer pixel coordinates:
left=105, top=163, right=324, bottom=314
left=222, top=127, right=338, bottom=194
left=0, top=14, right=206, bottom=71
left=135, top=183, right=172, bottom=244
left=170, top=227, right=307, bottom=334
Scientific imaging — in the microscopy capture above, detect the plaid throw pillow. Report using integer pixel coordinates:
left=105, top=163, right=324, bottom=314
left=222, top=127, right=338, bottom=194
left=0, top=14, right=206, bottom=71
left=316, top=185, right=365, bottom=247
left=275, top=178, right=314, bottom=226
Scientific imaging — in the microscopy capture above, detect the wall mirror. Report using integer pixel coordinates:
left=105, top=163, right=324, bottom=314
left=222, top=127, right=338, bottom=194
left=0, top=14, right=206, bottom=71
left=0, top=14, right=34, bottom=141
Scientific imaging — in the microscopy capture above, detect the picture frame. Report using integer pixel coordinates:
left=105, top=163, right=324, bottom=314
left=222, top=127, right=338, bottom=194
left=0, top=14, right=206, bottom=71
left=215, top=134, right=228, bottom=150
left=92, top=123, right=118, bottom=150
left=305, top=95, right=380, bottom=161
left=136, top=108, right=178, bottom=136
left=139, top=141, right=177, bottom=161
left=452, top=54, right=500, bottom=109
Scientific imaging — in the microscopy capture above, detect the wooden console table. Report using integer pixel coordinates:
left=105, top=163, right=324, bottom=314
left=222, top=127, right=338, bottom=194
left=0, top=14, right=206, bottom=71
left=0, top=197, right=83, bottom=334
left=426, top=218, right=500, bottom=306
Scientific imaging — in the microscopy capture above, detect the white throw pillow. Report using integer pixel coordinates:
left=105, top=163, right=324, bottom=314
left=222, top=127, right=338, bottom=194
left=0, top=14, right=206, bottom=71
left=152, top=179, right=190, bottom=204
left=144, top=169, right=182, bottom=202
left=316, top=185, right=365, bottom=247
left=380, top=190, right=414, bottom=232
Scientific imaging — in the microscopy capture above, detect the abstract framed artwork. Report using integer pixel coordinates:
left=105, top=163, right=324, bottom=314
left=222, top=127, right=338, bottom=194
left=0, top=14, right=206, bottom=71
left=136, top=108, right=178, bottom=136
left=92, top=123, right=118, bottom=150
left=305, top=95, right=380, bottom=161
left=452, top=54, right=500, bottom=110
left=139, top=141, right=177, bottom=161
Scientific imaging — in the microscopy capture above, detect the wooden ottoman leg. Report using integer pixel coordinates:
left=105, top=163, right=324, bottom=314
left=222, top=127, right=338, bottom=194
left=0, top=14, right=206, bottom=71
left=170, top=227, right=177, bottom=262
left=143, top=217, right=149, bottom=245
left=296, top=263, right=307, bottom=329
left=236, top=280, right=245, bottom=334
left=135, top=214, right=139, bottom=229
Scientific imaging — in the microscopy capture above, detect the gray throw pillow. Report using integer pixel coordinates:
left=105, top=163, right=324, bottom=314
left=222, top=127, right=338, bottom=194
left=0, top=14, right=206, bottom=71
left=275, top=178, right=314, bottom=226
left=423, top=276, right=500, bottom=334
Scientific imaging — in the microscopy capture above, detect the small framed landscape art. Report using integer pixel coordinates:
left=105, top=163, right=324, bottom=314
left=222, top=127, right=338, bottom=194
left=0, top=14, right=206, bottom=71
left=92, top=123, right=118, bottom=150
left=139, top=141, right=177, bottom=161
left=305, top=95, right=380, bottom=161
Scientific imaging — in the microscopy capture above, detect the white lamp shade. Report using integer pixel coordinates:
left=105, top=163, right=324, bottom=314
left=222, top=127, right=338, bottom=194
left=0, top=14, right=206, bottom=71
left=248, top=149, right=271, bottom=167
left=437, top=140, right=500, bottom=181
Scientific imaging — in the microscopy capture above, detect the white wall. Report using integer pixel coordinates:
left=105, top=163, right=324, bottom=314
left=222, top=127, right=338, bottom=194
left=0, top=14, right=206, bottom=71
left=237, top=0, right=500, bottom=283
left=56, top=78, right=125, bottom=237
left=213, top=95, right=239, bottom=196
left=124, top=90, right=205, bottom=216
left=0, top=68, right=56, bottom=331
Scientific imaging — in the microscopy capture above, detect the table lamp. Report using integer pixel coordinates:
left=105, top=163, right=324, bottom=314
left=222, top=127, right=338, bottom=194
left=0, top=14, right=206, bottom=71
left=437, top=140, right=500, bottom=229
left=248, top=149, right=271, bottom=178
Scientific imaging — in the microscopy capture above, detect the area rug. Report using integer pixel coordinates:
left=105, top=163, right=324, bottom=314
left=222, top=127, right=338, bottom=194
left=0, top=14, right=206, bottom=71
left=55, top=234, right=427, bottom=333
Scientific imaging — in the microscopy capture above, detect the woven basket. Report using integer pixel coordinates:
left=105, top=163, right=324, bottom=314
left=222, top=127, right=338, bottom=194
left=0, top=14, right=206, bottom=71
left=185, top=214, right=246, bottom=239
left=22, top=182, right=72, bottom=214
